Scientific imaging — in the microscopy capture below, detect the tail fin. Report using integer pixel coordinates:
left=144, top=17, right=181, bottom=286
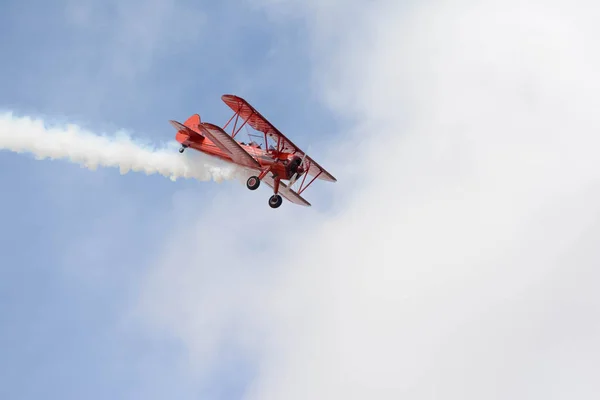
left=170, top=114, right=204, bottom=145
left=184, top=114, right=201, bottom=130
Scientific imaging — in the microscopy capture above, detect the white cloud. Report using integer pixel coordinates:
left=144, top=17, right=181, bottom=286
left=133, top=0, right=600, bottom=398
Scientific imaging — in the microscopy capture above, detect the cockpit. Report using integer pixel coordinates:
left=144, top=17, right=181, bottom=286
left=239, top=141, right=262, bottom=149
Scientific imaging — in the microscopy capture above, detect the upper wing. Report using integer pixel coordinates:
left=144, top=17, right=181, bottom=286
left=198, top=122, right=261, bottom=169
left=300, top=155, right=337, bottom=183
left=221, top=94, right=336, bottom=182
left=263, top=175, right=311, bottom=207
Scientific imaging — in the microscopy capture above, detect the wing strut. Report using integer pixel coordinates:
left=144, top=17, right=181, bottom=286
left=223, top=107, right=254, bottom=138
left=299, top=171, right=322, bottom=195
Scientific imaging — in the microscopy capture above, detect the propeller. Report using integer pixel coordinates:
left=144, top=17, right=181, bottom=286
left=288, top=151, right=308, bottom=189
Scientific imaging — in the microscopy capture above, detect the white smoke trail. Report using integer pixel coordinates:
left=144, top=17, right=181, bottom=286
left=0, top=112, right=242, bottom=183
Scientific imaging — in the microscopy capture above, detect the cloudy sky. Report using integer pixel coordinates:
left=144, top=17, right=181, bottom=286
left=1, top=0, right=600, bottom=399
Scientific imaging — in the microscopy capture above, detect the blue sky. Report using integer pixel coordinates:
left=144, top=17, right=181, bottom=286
left=0, top=1, right=337, bottom=398
left=3, top=1, right=600, bottom=399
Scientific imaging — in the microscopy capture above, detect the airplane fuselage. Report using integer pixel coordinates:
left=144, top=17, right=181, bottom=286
left=175, top=130, right=299, bottom=180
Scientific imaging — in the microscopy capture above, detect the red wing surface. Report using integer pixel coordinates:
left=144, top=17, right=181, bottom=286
left=263, top=175, right=311, bottom=207
left=199, top=122, right=261, bottom=169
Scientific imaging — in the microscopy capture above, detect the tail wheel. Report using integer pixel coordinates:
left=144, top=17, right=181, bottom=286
left=246, top=176, right=260, bottom=190
left=269, top=194, right=283, bottom=208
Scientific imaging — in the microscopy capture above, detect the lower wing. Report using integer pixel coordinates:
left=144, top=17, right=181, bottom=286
left=198, top=122, right=261, bottom=170
left=263, top=175, right=311, bottom=207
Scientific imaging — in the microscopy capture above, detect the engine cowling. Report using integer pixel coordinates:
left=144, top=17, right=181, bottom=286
left=286, top=156, right=305, bottom=179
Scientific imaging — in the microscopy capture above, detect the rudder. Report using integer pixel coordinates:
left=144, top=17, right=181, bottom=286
left=170, top=113, right=204, bottom=146
left=184, top=114, right=201, bottom=130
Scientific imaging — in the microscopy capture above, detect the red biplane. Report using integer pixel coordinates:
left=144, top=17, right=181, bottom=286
left=169, top=94, right=336, bottom=208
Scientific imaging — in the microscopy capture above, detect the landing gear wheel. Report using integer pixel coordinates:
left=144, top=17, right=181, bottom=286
left=179, top=147, right=185, bottom=153
left=269, top=194, right=283, bottom=209
left=246, top=176, right=260, bottom=190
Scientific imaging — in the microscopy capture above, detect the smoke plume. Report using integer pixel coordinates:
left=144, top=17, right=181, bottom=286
left=0, top=112, right=240, bottom=182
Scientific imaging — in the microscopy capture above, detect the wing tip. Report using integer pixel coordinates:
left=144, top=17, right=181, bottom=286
left=222, top=94, right=244, bottom=103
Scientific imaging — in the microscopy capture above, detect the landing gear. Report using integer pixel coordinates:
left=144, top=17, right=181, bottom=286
left=246, top=176, right=260, bottom=190
left=246, top=169, right=283, bottom=209
left=269, top=194, right=283, bottom=208
left=179, top=145, right=188, bottom=153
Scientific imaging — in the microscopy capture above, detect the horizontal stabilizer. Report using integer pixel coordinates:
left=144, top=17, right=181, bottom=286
left=169, top=119, right=203, bottom=139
